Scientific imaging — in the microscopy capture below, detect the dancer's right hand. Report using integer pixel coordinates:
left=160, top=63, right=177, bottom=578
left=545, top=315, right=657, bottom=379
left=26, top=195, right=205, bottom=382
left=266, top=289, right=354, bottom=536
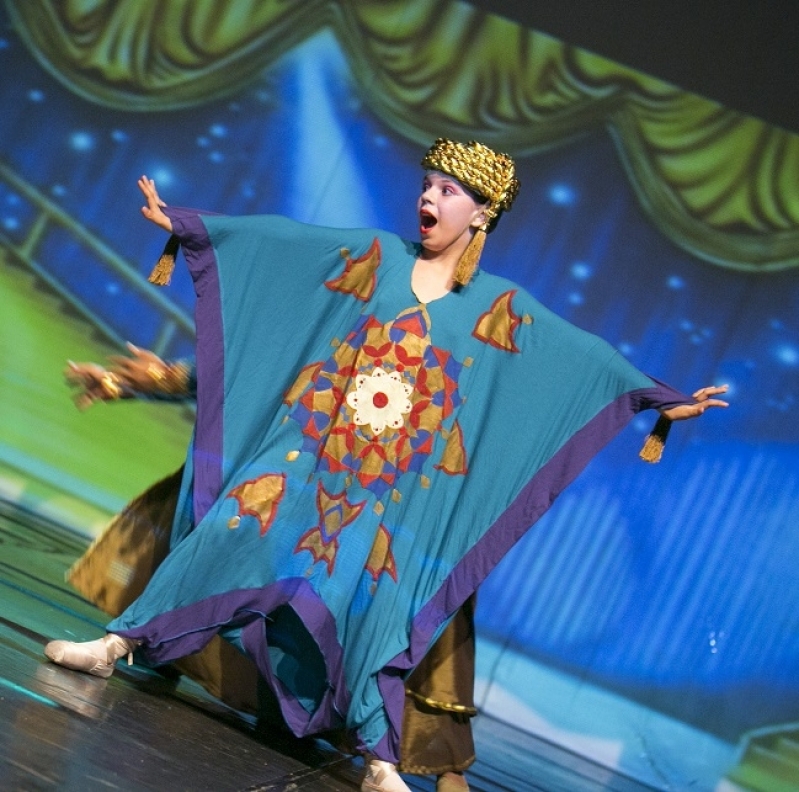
left=138, top=175, right=173, bottom=232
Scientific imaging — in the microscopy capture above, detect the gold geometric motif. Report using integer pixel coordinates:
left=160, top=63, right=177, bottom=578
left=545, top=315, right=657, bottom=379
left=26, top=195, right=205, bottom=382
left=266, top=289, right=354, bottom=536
left=324, top=237, right=382, bottom=302
left=283, top=361, right=323, bottom=408
left=365, top=524, right=397, bottom=582
left=294, top=482, right=366, bottom=574
left=472, top=290, right=522, bottom=353
left=227, top=473, right=286, bottom=537
left=435, top=419, right=468, bottom=476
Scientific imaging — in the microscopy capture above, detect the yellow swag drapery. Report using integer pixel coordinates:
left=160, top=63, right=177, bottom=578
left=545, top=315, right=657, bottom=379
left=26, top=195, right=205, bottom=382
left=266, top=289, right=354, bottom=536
left=8, top=0, right=799, bottom=272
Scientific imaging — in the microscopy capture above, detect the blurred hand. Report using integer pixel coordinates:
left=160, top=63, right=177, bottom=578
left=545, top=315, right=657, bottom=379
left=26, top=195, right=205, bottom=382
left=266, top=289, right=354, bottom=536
left=107, top=343, right=169, bottom=393
left=64, top=343, right=169, bottom=409
left=64, top=360, right=125, bottom=410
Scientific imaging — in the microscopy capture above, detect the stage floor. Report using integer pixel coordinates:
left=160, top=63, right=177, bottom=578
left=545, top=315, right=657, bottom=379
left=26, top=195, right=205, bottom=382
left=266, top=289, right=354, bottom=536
left=0, top=499, right=658, bottom=792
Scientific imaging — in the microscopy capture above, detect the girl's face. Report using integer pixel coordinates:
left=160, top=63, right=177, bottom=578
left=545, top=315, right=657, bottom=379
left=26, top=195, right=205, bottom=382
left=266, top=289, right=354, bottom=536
left=417, top=171, right=487, bottom=255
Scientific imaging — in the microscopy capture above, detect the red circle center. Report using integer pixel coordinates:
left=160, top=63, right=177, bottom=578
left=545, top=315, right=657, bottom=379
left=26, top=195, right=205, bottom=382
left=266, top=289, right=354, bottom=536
left=372, top=391, right=389, bottom=408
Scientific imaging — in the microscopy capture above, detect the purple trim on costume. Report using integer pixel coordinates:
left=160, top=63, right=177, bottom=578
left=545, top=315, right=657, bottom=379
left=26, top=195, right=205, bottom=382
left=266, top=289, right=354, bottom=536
left=162, top=207, right=225, bottom=523
left=375, top=381, right=693, bottom=759
left=370, top=729, right=396, bottom=766
left=115, top=577, right=350, bottom=737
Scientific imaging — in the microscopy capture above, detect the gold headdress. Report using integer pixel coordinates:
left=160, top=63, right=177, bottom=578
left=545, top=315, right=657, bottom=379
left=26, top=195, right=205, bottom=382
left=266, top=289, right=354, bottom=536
left=421, top=138, right=520, bottom=285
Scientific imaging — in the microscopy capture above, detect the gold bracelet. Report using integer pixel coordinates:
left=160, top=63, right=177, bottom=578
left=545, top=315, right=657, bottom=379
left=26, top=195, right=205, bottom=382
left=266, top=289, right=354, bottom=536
left=147, top=363, right=166, bottom=387
left=99, top=371, right=123, bottom=400
left=147, top=361, right=190, bottom=396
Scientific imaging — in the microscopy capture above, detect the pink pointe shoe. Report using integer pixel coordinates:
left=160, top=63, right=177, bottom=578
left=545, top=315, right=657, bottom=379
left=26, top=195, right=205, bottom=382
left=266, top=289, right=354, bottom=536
left=361, top=758, right=412, bottom=792
left=44, top=634, right=140, bottom=679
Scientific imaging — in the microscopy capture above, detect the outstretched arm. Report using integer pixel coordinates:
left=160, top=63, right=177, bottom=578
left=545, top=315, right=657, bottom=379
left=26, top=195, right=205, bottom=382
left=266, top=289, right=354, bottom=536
left=660, top=384, right=729, bottom=421
left=64, top=343, right=194, bottom=409
left=639, top=383, right=729, bottom=463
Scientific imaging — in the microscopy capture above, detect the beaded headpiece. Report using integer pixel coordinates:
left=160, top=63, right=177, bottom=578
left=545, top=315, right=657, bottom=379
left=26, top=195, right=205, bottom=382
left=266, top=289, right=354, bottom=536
left=421, top=138, right=520, bottom=285
left=421, top=138, right=519, bottom=228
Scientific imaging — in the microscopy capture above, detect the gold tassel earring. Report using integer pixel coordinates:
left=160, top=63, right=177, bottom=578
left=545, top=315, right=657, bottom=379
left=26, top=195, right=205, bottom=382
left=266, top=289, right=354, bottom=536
left=148, top=234, right=180, bottom=286
left=453, top=227, right=487, bottom=287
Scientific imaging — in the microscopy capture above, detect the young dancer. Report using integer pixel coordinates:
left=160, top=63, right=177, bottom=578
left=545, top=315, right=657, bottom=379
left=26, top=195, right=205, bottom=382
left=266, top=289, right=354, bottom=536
left=47, top=139, right=728, bottom=792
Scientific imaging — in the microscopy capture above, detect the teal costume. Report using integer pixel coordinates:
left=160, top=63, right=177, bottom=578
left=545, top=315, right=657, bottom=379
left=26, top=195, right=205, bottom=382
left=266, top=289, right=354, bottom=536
left=109, top=207, right=690, bottom=760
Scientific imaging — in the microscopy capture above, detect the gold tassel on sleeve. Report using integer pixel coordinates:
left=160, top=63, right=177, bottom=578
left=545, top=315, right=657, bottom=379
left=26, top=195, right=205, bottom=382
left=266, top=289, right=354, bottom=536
left=639, top=414, right=673, bottom=463
left=147, top=234, right=180, bottom=286
left=453, top=227, right=487, bottom=287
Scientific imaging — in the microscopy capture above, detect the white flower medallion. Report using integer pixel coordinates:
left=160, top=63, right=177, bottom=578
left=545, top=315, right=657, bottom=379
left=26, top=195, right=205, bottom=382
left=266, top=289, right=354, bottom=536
left=346, top=367, right=413, bottom=436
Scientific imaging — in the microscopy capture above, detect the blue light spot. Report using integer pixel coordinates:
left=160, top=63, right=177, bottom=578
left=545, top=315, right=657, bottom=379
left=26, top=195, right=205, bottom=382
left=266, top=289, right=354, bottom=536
left=51, top=184, right=67, bottom=197
left=667, top=275, right=685, bottom=289
left=548, top=183, right=576, bottom=206
left=618, top=342, right=634, bottom=356
left=70, top=131, right=95, bottom=151
left=209, top=151, right=224, bottom=163
left=209, top=123, right=227, bottom=138
left=632, top=415, right=649, bottom=433
left=6, top=193, right=20, bottom=206
left=679, top=320, right=693, bottom=332
left=111, top=129, right=128, bottom=142
left=373, top=135, right=389, bottom=148
left=0, top=39, right=9, bottom=50
left=3, top=217, right=19, bottom=230
left=28, top=89, right=45, bottom=102
left=570, top=261, right=592, bottom=280
left=717, top=380, right=737, bottom=399
left=775, top=344, right=798, bottom=366
left=770, top=318, right=784, bottom=330
left=568, top=292, right=583, bottom=305
left=106, top=282, right=120, bottom=296
left=196, top=136, right=210, bottom=148
left=151, top=168, right=174, bottom=187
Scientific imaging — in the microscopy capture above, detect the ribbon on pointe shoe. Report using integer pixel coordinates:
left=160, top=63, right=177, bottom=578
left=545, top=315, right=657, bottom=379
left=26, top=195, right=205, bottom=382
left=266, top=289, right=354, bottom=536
left=44, top=633, right=140, bottom=679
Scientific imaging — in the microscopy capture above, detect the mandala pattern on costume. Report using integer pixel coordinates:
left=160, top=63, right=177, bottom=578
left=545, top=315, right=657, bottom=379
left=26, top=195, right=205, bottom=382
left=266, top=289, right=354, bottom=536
left=285, top=305, right=465, bottom=499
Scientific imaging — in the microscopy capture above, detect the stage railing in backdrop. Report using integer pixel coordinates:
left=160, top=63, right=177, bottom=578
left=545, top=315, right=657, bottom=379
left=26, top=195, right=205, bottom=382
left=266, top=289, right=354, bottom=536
left=0, top=159, right=193, bottom=358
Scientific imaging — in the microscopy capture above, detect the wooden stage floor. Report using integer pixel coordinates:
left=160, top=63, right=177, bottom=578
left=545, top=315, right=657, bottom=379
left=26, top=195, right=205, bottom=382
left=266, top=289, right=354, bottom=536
left=0, top=499, right=659, bottom=792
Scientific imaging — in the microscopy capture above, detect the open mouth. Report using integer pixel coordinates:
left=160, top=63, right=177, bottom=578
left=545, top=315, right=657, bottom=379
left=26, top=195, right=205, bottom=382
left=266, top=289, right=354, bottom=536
left=419, top=211, right=437, bottom=232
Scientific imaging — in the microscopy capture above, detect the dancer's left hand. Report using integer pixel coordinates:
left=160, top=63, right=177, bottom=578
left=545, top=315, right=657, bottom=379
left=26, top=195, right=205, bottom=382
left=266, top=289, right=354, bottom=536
left=661, top=384, right=729, bottom=421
